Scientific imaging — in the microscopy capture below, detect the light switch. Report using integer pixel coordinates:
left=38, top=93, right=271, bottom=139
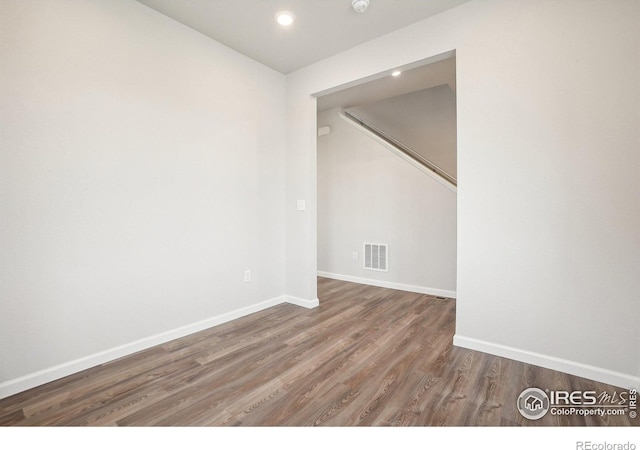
left=297, top=200, right=306, bottom=211
left=318, top=126, right=331, bottom=136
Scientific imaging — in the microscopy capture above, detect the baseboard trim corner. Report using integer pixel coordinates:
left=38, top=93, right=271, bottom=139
left=318, top=271, right=456, bottom=299
left=453, top=334, right=639, bottom=390
left=285, top=296, right=319, bottom=309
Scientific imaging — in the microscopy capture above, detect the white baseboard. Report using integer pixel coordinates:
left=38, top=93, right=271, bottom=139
left=453, top=335, right=639, bottom=390
left=285, top=295, right=320, bottom=309
left=318, top=271, right=456, bottom=299
left=0, top=294, right=319, bottom=400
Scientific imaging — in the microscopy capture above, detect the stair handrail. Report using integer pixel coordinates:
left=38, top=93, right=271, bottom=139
left=340, top=108, right=457, bottom=189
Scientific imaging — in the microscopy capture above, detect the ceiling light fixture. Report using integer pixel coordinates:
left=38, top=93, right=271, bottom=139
left=275, top=11, right=295, bottom=27
left=391, top=70, right=402, bottom=77
left=352, top=0, right=370, bottom=14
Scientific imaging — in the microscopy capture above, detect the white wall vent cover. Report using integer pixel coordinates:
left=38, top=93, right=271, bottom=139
left=364, top=243, right=388, bottom=272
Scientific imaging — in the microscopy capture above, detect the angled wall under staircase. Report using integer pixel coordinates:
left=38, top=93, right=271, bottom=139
left=343, top=83, right=457, bottom=190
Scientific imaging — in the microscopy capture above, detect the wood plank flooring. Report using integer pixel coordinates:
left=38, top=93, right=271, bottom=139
left=0, top=277, right=636, bottom=426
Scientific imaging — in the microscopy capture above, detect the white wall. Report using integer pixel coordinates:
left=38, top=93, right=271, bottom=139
left=348, top=84, right=458, bottom=178
left=287, top=0, right=640, bottom=388
left=317, top=108, right=456, bottom=296
left=0, top=0, right=286, bottom=395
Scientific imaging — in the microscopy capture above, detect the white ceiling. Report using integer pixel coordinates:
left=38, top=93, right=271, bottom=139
left=136, top=0, right=470, bottom=74
left=317, top=54, right=456, bottom=111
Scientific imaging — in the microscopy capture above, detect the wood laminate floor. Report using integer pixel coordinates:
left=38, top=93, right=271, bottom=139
left=0, top=277, right=636, bottom=426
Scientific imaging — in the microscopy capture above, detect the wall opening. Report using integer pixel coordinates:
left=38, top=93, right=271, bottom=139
left=314, top=52, right=458, bottom=298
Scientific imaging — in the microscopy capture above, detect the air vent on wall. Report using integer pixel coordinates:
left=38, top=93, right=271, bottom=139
left=364, top=243, right=388, bottom=272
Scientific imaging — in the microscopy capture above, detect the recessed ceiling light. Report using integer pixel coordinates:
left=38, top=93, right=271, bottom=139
left=275, top=11, right=295, bottom=27
left=391, top=70, right=402, bottom=77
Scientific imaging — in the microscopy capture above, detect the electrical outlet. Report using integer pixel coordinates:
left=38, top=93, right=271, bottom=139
left=244, top=270, right=251, bottom=283
left=352, top=252, right=358, bottom=261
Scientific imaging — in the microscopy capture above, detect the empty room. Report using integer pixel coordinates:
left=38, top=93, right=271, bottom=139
left=0, top=0, right=638, bottom=441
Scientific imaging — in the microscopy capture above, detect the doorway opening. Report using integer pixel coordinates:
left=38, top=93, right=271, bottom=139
left=314, top=51, right=458, bottom=299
